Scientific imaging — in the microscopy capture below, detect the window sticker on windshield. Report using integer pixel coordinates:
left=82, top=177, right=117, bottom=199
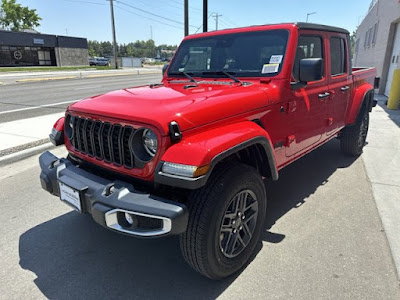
left=269, top=55, right=283, bottom=64
left=262, top=63, right=279, bottom=74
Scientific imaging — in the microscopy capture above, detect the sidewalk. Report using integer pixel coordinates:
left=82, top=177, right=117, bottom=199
left=0, top=112, right=63, bottom=156
left=363, top=94, right=400, bottom=278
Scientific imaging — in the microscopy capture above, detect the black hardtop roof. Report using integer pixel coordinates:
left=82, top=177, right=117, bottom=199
left=295, top=22, right=349, bottom=34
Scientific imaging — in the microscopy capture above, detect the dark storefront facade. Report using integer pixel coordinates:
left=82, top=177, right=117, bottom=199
left=0, top=45, right=56, bottom=66
left=0, top=30, right=89, bottom=67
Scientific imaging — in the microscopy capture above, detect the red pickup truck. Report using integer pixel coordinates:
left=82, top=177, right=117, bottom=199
left=40, top=22, right=378, bottom=279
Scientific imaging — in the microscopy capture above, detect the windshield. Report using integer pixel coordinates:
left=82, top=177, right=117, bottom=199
left=168, top=29, right=289, bottom=78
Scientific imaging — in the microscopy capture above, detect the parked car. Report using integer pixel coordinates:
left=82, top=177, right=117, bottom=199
left=89, top=57, right=110, bottom=66
left=41, top=22, right=378, bottom=280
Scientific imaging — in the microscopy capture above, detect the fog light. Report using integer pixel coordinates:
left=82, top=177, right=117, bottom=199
left=125, top=212, right=134, bottom=225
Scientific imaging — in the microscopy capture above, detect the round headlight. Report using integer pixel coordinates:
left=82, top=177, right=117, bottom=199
left=142, top=129, right=158, bottom=156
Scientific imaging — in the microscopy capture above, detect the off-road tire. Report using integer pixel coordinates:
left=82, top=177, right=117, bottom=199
left=340, top=105, right=369, bottom=156
left=180, top=163, right=267, bottom=279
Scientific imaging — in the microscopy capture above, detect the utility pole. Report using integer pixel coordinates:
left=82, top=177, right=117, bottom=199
left=150, top=25, right=153, bottom=40
left=203, top=0, right=208, bottom=32
left=109, top=0, right=118, bottom=69
left=306, top=12, right=316, bottom=23
left=213, top=13, right=222, bottom=30
left=184, top=0, right=189, bottom=36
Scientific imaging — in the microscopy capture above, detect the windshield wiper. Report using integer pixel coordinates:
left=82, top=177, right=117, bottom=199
left=202, top=71, right=242, bottom=85
left=168, top=71, right=197, bottom=83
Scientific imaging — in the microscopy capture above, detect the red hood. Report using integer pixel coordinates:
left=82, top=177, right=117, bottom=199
left=68, top=81, right=272, bottom=135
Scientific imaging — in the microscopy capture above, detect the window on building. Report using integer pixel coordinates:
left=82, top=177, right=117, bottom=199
left=368, top=27, right=373, bottom=46
left=372, top=22, right=379, bottom=45
left=330, top=37, right=347, bottom=76
left=364, top=31, right=368, bottom=48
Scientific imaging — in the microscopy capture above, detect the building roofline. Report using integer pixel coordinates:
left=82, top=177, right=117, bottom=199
left=0, top=29, right=86, bottom=40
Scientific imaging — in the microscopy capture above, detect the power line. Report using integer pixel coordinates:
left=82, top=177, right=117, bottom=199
left=157, top=0, right=186, bottom=12
left=169, top=0, right=202, bottom=12
left=61, top=0, right=107, bottom=6
left=134, top=0, right=190, bottom=18
left=221, top=16, right=238, bottom=27
left=218, top=18, right=233, bottom=28
left=193, top=12, right=213, bottom=34
left=114, top=4, right=184, bottom=30
left=116, top=0, right=197, bottom=28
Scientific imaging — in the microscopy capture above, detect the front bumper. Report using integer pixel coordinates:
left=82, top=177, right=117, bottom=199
left=39, top=151, right=188, bottom=237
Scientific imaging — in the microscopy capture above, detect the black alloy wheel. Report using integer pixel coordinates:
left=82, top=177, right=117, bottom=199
left=219, top=190, right=258, bottom=258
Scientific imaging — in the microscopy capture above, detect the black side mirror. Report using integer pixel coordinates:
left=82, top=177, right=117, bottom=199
left=299, top=58, right=323, bottom=83
left=162, top=64, right=169, bottom=76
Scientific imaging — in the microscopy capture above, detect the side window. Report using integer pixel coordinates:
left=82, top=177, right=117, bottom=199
left=330, top=37, right=347, bottom=76
left=293, top=36, right=323, bottom=82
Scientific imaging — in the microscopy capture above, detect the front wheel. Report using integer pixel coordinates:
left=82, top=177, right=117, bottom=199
left=340, top=106, right=369, bottom=156
left=180, top=163, right=267, bottom=279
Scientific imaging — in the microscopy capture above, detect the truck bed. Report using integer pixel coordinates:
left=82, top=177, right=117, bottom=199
left=352, top=66, right=377, bottom=88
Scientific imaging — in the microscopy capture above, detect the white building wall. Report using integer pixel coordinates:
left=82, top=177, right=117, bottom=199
left=354, top=0, right=400, bottom=93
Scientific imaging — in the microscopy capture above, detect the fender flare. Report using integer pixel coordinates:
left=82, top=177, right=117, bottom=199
left=154, top=121, right=278, bottom=189
left=346, top=83, right=374, bottom=125
left=49, top=117, right=65, bottom=146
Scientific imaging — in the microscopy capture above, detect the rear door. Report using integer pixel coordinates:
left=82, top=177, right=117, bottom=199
left=326, top=32, right=352, bottom=136
left=285, top=32, right=329, bottom=157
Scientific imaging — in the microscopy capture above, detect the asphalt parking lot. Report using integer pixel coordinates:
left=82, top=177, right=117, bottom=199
left=1, top=139, right=399, bottom=299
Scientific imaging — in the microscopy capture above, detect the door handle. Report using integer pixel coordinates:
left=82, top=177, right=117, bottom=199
left=318, top=92, right=330, bottom=99
left=341, top=86, right=350, bottom=91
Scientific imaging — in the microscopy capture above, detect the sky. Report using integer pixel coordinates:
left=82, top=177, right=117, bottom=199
left=17, top=0, right=373, bottom=46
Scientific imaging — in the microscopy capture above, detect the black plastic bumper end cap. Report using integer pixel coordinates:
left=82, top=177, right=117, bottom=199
left=40, top=172, right=53, bottom=194
left=91, top=203, right=111, bottom=227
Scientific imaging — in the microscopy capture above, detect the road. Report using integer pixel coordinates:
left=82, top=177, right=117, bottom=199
left=0, top=73, right=162, bottom=123
left=1, top=140, right=399, bottom=299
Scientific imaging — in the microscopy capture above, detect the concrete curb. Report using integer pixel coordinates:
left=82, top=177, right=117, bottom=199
left=0, top=143, right=55, bottom=167
left=16, top=76, right=76, bottom=82
left=12, top=70, right=161, bottom=84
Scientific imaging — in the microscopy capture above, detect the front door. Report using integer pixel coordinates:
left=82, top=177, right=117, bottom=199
left=285, top=33, right=328, bottom=157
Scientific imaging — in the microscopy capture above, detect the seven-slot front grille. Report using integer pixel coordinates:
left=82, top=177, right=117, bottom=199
left=69, top=115, right=135, bottom=168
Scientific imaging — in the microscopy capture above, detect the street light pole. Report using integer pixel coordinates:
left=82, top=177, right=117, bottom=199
left=306, top=12, right=317, bottom=23
left=109, top=0, right=118, bottom=69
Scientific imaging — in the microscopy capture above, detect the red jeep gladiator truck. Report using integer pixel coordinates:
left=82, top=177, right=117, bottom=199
left=40, top=23, right=378, bottom=279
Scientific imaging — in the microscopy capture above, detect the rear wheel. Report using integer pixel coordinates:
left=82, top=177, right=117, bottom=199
left=340, top=105, right=369, bottom=156
left=180, top=163, right=267, bottom=279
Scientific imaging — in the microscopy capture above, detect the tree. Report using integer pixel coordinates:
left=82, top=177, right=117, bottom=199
left=0, top=0, right=41, bottom=31
left=350, top=28, right=358, bottom=56
left=88, top=39, right=177, bottom=58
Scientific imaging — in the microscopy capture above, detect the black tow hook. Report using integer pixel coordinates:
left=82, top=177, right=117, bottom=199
left=104, top=183, right=115, bottom=196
